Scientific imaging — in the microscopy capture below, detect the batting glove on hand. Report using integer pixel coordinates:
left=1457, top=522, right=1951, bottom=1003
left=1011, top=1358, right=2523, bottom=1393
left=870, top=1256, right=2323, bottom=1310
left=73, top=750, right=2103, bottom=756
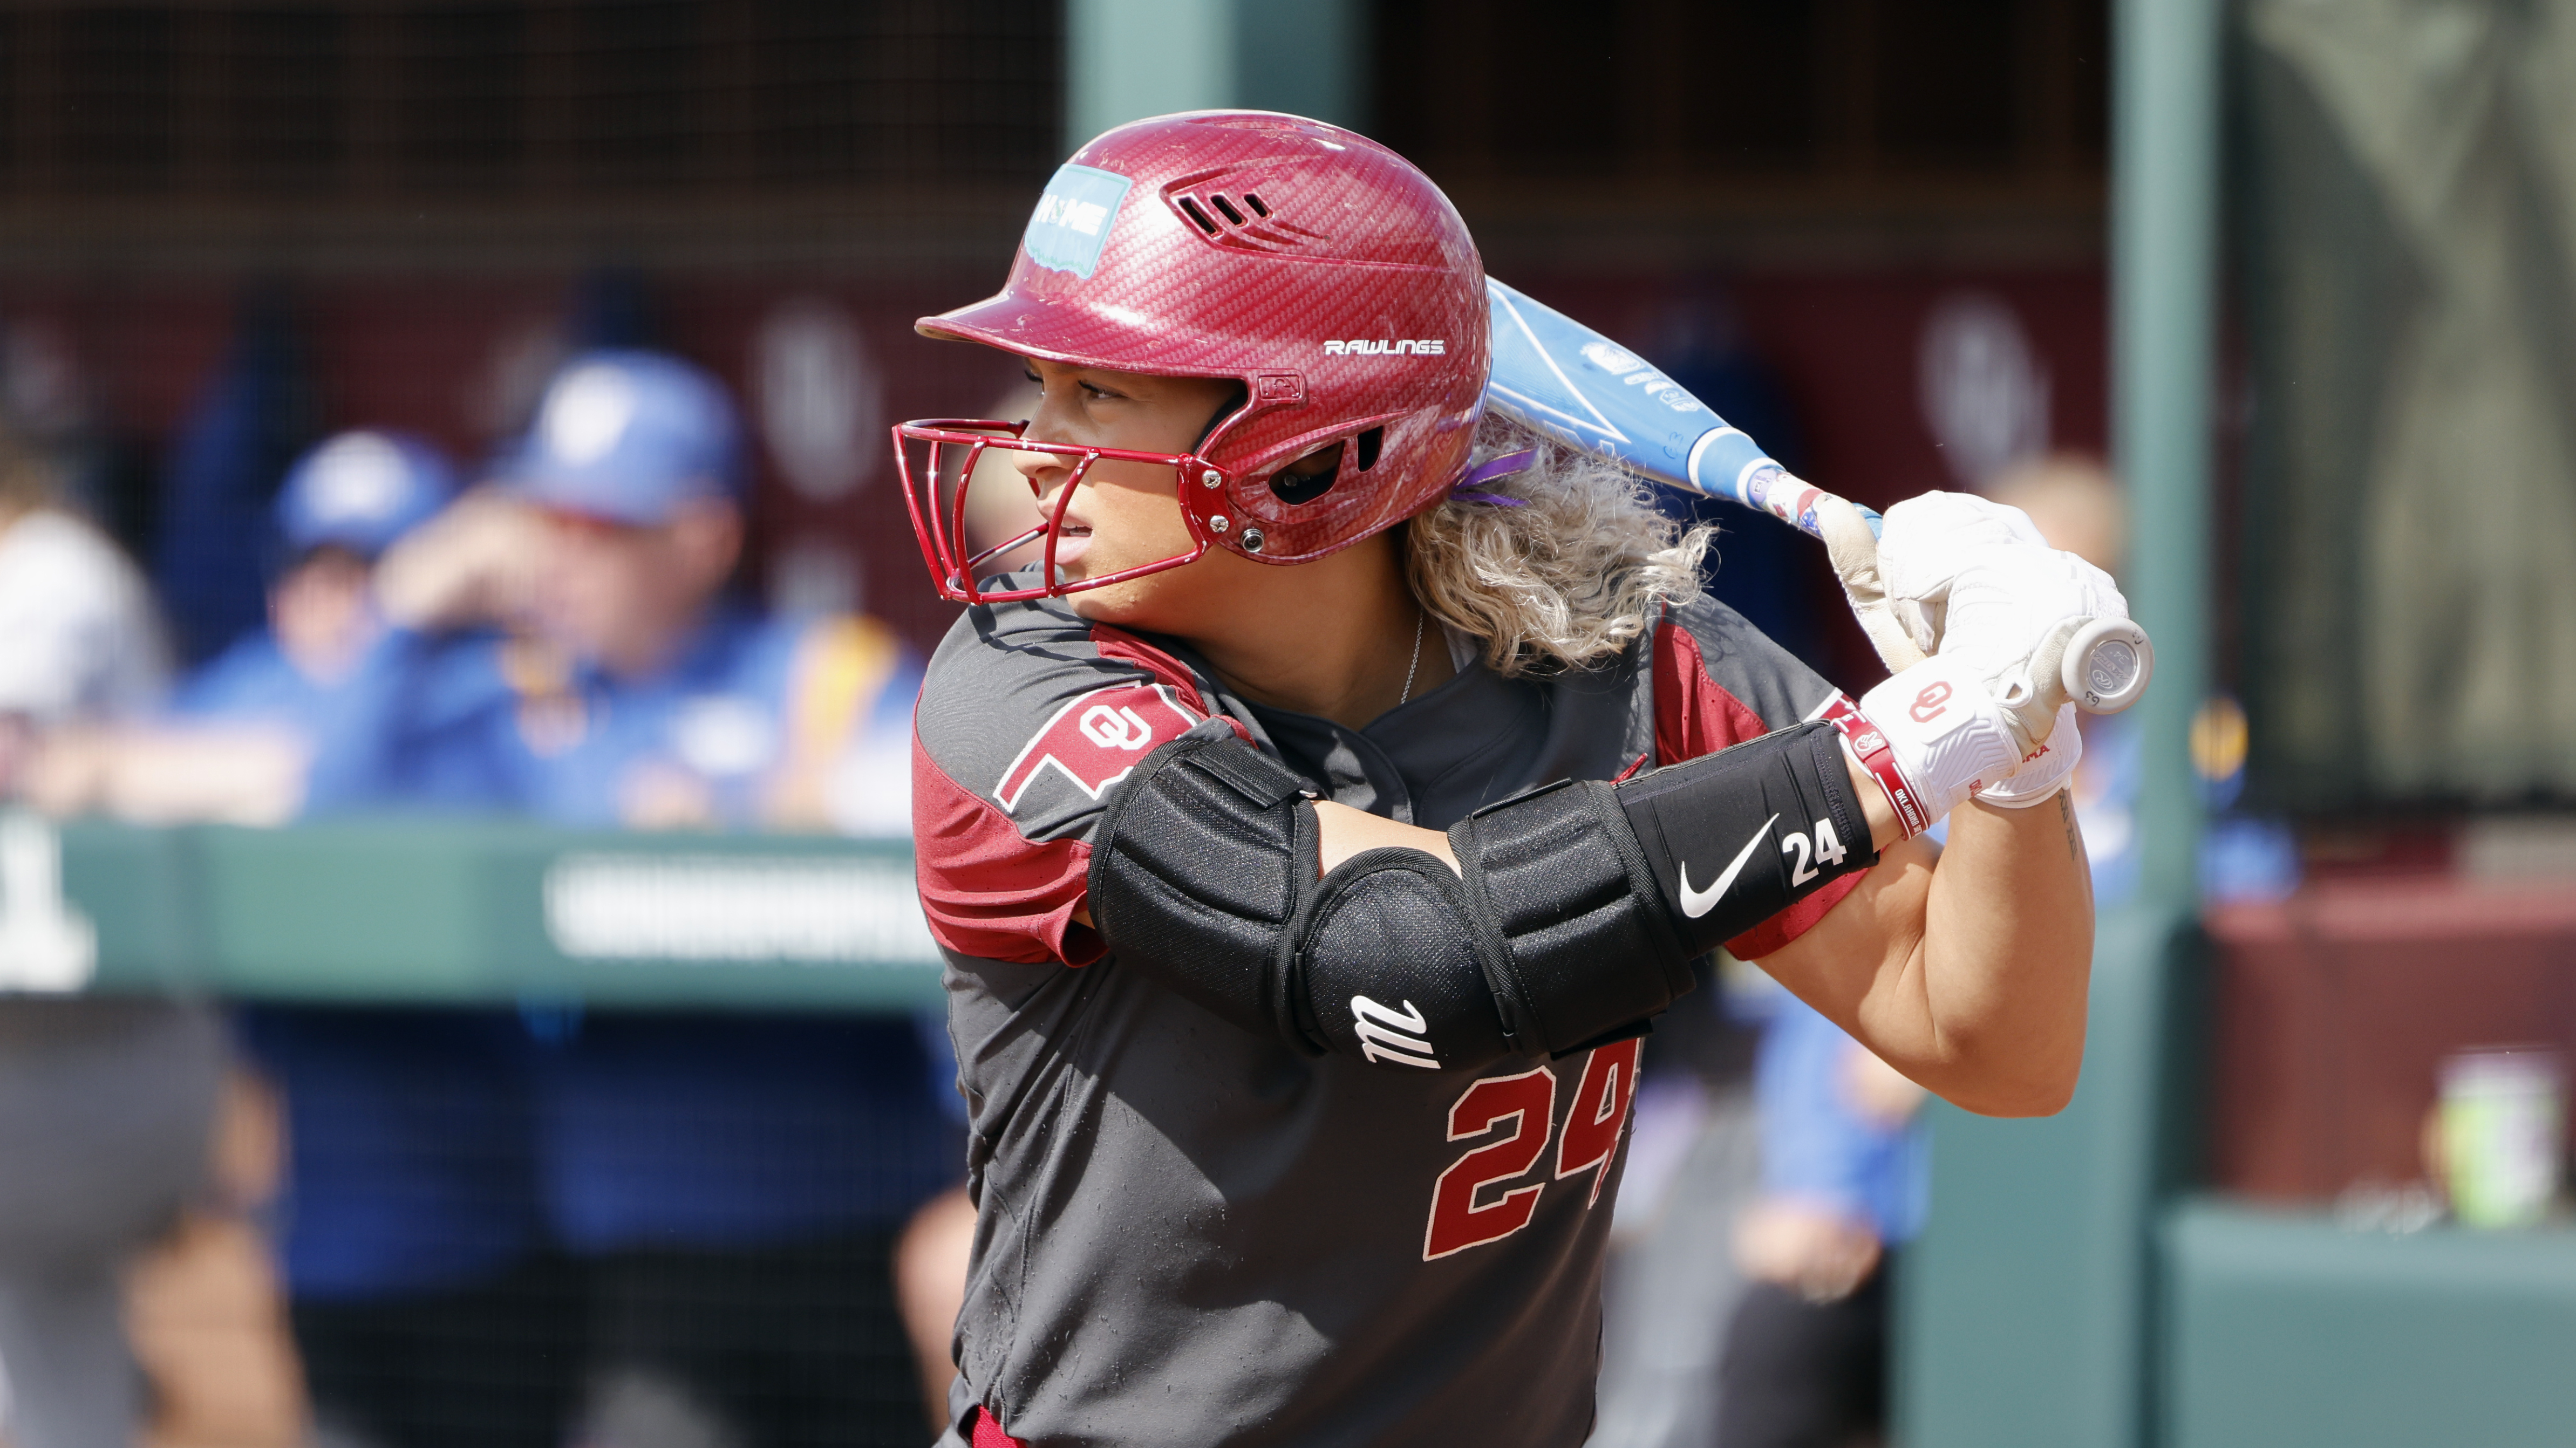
left=1814, top=495, right=1925, bottom=676
left=1973, top=702, right=2081, bottom=808
left=1937, top=542, right=2129, bottom=758
left=1839, top=655, right=2033, bottom=836
left=1873, top=491, right=2055, bottom=656
left=1828, top=489, right=2063, bottom=678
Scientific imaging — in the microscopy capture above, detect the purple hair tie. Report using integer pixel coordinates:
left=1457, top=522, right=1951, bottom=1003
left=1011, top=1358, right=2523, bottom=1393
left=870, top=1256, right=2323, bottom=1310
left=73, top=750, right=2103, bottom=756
left=1449, top=447, right=1536, bottom=506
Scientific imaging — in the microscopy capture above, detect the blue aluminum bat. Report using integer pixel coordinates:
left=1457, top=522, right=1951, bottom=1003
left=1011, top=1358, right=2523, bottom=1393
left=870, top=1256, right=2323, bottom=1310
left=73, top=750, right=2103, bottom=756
left=1481, top=277, right=2151, bottom=714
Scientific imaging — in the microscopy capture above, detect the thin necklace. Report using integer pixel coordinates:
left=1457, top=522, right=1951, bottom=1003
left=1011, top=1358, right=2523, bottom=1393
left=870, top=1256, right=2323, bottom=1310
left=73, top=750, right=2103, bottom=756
left=1398, top=609, right=1425, bottom=706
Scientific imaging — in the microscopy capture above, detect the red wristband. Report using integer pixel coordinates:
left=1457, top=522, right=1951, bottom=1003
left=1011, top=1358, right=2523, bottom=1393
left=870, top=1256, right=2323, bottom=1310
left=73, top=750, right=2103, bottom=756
left=1830, top=707, right=1931, bottom=839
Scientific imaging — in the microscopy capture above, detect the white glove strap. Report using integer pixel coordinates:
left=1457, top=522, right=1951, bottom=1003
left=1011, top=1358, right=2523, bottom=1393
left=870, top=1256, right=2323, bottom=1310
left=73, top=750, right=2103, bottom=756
left=1975, top=702, right=2081, bottom=809
left=1854, top=657, right=2026, bottom=828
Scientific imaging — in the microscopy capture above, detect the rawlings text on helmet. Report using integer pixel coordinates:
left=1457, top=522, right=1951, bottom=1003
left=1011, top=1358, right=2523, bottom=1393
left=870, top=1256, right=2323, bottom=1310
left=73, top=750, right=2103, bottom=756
left=1321, top=340, right=1449, bottom=356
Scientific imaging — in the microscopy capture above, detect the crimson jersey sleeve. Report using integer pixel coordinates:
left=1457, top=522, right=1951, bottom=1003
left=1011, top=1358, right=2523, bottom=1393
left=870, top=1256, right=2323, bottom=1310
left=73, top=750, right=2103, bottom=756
left=911, top=600, right=1236, bottom=967
left=1651, top=594, right=1873, bottom=960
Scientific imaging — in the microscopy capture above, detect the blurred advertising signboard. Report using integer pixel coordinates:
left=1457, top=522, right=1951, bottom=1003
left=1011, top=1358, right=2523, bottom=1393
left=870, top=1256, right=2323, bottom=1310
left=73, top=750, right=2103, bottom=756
left=25, top=816, right=944, bottom=1010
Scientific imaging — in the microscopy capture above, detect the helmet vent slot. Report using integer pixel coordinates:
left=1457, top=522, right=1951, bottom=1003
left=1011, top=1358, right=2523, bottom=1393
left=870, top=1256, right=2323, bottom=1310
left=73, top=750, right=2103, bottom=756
left=1354, top=426, right=1384, bottom=473
left=1269, top=440, right=1344, bottom=506
left=1168, top=183, right=1318, bottom=251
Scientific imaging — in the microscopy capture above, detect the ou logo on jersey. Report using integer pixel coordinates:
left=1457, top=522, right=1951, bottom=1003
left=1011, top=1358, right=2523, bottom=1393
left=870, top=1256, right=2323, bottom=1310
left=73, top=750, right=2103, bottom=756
left=1078, top=702, right=1154, bottom=751
left=996, top=683, right=1205, bottom=813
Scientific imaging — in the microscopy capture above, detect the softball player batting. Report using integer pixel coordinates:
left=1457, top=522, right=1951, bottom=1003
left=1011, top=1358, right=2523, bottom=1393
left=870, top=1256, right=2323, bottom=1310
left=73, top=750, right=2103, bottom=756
left=899, top=112, right=2124, bottom=1447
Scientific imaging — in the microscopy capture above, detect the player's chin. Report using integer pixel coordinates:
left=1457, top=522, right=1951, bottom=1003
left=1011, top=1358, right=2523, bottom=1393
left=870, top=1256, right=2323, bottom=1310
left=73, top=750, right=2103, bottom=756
left=1063, top=559, right=1190, bottom=628
left=1065, top=579, right=1151, bottom=625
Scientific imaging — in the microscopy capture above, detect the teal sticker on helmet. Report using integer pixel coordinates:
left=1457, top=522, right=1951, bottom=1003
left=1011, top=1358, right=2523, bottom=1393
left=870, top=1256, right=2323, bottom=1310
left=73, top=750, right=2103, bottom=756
left=1022, top=164, right=1134, bottom=279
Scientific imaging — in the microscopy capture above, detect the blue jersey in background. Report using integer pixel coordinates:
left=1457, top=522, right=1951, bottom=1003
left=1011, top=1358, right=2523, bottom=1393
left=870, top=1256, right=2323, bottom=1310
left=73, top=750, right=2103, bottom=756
left=1755, top=994, right=1928, bottom=1247
left=432, top=605, right=954, bottom=1252
left=182, top=624, right=547, bottom=1302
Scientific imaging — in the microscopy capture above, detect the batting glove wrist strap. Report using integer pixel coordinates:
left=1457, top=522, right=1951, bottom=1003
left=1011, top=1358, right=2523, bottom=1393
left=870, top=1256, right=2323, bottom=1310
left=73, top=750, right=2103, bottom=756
left=1852, top=657, right=2029, bottom=829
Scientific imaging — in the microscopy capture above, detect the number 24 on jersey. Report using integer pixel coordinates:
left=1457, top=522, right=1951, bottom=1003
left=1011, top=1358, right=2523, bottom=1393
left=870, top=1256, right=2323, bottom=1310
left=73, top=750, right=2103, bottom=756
left=1423, top=1039, right=1641, bottom=1261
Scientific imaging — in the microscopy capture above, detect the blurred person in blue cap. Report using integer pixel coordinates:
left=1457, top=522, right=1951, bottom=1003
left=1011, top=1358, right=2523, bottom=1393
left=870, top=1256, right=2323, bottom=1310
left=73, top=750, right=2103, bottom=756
left=183, top=429, right=452, bottom=718
left=30, top=428, right=492, bottom=822
left=214, top=430, right=569, bottom=1448
left=375, top=349, right=952, bottom=1448
left=33, top=428, right=577, bottom=1448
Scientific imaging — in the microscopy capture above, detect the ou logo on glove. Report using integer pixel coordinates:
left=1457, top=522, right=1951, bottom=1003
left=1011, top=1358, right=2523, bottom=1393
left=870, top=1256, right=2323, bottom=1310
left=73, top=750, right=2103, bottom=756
left=1909, top=681, right=1953, bottom=723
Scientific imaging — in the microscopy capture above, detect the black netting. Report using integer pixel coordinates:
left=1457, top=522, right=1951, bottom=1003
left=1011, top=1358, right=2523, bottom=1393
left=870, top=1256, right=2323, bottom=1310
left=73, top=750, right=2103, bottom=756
left=6, top=2, right=1061, bottom=204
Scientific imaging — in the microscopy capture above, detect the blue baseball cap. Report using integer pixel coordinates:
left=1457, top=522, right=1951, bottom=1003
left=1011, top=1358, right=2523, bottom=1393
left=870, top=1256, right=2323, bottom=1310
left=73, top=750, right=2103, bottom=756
left=501, top=350, right=744, bottom=526
left=275, top=430, right=458, bottom=558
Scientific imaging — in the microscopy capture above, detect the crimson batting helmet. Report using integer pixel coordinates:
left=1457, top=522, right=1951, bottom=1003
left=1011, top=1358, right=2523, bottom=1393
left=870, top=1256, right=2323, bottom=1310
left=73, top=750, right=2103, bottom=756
left=896, top=110, right=1490, bottom=603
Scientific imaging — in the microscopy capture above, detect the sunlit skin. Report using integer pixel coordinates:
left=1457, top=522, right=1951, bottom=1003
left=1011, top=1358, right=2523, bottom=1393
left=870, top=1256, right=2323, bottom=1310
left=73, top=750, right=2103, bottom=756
left=534, top=501, right=741, bottom=681
left=1012, top=359, right=1454, bottom=728
left=1008, top=352, right=2093, bottom=1118
left=271, top=548, right=384, bottom=686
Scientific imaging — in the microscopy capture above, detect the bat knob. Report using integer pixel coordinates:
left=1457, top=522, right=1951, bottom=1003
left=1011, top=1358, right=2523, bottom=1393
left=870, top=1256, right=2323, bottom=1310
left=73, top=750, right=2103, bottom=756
left=2060, top=618, right=2154, bottom=715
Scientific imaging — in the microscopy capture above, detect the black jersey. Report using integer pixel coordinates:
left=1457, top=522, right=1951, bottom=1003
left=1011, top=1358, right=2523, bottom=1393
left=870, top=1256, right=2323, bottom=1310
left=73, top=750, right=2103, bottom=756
left=912, top=591, right=1865, bottom=1447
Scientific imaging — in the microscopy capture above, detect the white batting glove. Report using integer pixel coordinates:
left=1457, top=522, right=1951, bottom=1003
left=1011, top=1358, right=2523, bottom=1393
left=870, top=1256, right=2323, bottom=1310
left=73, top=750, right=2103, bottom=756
left=1974, top=702, right=2081, bottom=808
left=1837, top=655, right=2029, bottom=837
left=1938, top=542, right=2130, bottom=756
left=1873, top=491, right=2054, bottom=656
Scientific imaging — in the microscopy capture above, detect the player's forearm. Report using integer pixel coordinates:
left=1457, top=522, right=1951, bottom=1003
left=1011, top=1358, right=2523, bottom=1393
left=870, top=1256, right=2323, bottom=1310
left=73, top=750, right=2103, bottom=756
left=1762, top=789, right=2091, bottom=1118
left=1906, top=793, right=2093, bottom=1116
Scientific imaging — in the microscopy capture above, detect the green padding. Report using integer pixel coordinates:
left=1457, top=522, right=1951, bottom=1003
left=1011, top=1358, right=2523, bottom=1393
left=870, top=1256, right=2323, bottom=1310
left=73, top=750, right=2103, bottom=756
left=1895, top=903, right=2202, bottom=1448
left=37, top=817, right=946, bottom=1010
left=2163, top=1199, right=2576, bottom=1448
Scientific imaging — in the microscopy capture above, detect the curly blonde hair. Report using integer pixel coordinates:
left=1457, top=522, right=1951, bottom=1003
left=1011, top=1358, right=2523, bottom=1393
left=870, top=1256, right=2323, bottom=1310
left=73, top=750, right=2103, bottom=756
left=1405, top=413, right=1715, bottom=677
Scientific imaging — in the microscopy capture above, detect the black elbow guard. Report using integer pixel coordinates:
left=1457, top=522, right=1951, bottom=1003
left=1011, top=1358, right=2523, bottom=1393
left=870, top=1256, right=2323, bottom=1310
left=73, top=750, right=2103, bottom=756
left=1082, top=728, right=1512, bottom=1070
left=1086, top=722, right=1872, bottom=1074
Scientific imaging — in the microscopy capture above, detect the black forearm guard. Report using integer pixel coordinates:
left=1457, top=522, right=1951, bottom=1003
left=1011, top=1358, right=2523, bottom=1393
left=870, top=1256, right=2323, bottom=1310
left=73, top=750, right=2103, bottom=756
left=1086, top=722, right=1874, bottom=1073
left=1605, top=721, right=1877, bottom=960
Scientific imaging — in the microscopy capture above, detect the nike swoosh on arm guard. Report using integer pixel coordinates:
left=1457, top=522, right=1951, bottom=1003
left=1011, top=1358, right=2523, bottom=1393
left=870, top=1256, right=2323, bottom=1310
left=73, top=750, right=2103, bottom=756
left=1086, top=721, right=1875, bottom=1073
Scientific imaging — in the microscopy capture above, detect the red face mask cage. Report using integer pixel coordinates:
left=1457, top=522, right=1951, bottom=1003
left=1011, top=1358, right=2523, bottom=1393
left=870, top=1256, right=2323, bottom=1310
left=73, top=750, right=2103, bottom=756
left=892, top=419, right=1225, bottom=605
